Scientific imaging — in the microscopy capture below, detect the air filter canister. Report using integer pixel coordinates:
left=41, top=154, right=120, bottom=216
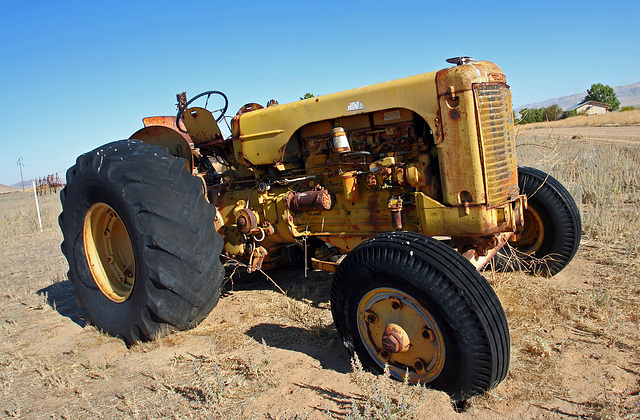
left=331, top=126, right=351, bottom=153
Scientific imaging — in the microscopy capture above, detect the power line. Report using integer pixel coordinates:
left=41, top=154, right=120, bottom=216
left=16, top=157, right=25, bottom=191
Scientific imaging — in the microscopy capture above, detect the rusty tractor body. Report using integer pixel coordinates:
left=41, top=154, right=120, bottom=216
left=60, top=57, right=581, bottom=400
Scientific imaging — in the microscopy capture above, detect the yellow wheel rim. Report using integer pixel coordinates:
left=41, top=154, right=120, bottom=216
left=513, top=206, right=544, bottom=253
left=83, top=203, right=136, bottom=303
left=357, top=287, right=445, bottom=383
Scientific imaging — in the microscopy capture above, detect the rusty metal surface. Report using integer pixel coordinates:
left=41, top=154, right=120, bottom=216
left=236, top=208, right=258, bottom=234
left=434, top=61, right=517, bottom=209
left=465, top=232, right=514, bottom=271
left=207, top=61, right=525, bottom=270
left=381, top=323, right=411, bottom=353
left=435, top=65, right=488, bottom=206
left=387, top=196, right=403, bottom=230
left=248, top=246, right=268, bottom=273
left=474, top=84, right=519, bottom=205
left=129, top=126, right=193, bottom=172
left=235, top=102, right=264, bottom=116
left=142, top=116, right=191, bottom=142
left=181, top=107, right=223, bottom=145
left=310, top=257, right=339, bottom=273
left=285, top=189, right=333, bottom=212
left=342, top=171, right=359, bottom=202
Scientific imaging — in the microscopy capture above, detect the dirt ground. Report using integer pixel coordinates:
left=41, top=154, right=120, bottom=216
left=1, top=214, right=639, bottom=419
left=1, top=125, right=639, bottom=418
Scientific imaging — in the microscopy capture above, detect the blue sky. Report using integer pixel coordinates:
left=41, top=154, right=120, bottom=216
left=1, top=0, right=638, bottom=186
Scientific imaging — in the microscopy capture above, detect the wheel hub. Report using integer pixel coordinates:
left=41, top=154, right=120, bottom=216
left=358, top=288, right=445, bottom=383
left=513, top=206, right=544, bottom=253
left=83, top=203, right=136, bottom=303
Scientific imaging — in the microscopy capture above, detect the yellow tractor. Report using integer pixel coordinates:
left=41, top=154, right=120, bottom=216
left=59, top=57, right=580, bottom=400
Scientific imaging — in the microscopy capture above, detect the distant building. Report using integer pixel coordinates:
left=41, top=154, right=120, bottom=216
left=565, top=100, right=610, bottom=116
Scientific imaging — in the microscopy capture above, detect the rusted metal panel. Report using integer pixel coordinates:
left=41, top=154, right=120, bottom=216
left=181, top=107, right=223, bottom=146
left=129, top=126, right=193, bottom=172
left=415, top=192, right=525, bottom=237
left=435, top=66, right=487, bottom=206
left=142, top=116, right=192, bottom=143
left=435, top=61, right=518, bottom=208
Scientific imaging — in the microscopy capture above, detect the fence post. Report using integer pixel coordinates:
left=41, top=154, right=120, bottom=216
left=32, top=180, right=43, bottom=232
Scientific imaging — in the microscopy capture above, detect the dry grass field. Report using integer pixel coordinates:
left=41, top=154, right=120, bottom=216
left=1, top=115, right=639, bottom=418
left=523, top=109, right=640, bottom=128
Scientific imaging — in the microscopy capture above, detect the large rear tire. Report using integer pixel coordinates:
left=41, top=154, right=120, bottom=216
left=59, top=140, right=224, bottom=344
left=494, top=166, right=581, bottom=276
left=330, top=232, right=510, bottom=401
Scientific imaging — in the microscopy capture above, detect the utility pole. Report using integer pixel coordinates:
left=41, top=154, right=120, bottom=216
left=17, top=157, right=25, bottom=191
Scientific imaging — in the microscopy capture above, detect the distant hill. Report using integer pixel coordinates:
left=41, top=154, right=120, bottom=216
left=516, top=81, right=640, bottom=112
left=0, top=183, right=19, bottom=194
left=10, top=179, right=34, bottom=190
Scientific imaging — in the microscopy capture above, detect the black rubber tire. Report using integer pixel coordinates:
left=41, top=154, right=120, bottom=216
left=493, top=166, right=581, bottom=276
left=59, top=140, right=224, bottom=344
left=330, top=231, right=510, bottom=401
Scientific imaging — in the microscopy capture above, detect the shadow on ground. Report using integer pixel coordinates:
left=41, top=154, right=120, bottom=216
left=37, top=280, right=87, bottom=327
left=246, top=323, right=351, bottom=374
left=221, top=265, right=334, bottom=308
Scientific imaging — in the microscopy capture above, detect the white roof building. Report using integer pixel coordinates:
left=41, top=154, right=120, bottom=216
left=565, top=100, right=610, bottom=116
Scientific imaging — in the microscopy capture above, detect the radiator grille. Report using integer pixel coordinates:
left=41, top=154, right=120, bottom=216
left=474, top=84, right=519, bottom=205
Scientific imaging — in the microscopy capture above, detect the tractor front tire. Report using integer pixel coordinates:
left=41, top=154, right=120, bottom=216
left=330, top=232, right=510, bottom=401
left=494, top=166, right=581, bottom=276
left=59, top=140, right=224, bottom=344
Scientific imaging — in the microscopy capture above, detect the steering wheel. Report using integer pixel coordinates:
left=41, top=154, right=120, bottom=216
left=176, top=90, right=229, bottom=133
